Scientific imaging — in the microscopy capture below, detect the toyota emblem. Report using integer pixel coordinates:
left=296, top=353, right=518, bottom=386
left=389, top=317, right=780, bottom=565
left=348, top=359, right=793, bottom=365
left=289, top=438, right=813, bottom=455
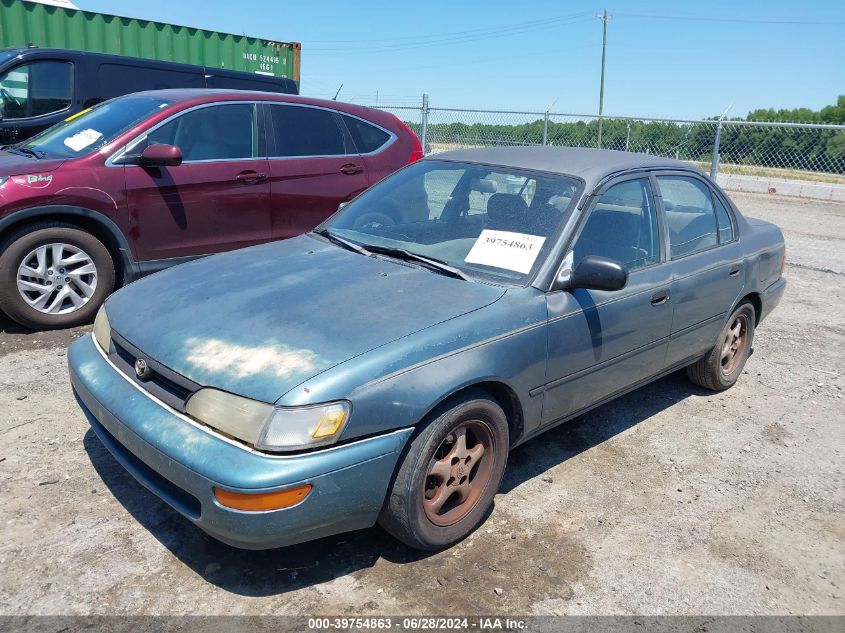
left=134, top=358, right=152, bottom=380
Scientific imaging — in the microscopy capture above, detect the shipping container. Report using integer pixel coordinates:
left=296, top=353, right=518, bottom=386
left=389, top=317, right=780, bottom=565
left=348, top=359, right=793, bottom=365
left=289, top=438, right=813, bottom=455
left=0, top=0, right=301, bottom=83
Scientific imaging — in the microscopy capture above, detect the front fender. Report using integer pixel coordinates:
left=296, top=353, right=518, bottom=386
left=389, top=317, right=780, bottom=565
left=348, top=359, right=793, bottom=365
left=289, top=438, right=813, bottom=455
left=279, top=287, right=550, bottom=444
left=0, top=204, right=139, bottom=279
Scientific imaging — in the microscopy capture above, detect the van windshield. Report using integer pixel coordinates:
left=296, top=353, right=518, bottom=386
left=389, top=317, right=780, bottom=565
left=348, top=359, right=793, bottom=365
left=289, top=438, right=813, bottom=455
left=17, top=95, right=174, bottom=159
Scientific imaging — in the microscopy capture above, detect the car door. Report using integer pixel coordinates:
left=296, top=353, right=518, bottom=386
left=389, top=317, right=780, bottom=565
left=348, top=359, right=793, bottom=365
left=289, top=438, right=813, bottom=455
left=542, top=176, right=673, bottom=424
left=655, top=173, right=744, bottom=367
left=264, top=103, right=369, bottom=240
left=123, top=101, right=271, bottom=262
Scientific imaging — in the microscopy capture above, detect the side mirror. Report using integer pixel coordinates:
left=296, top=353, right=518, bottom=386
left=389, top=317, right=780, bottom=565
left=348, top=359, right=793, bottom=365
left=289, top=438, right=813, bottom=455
left=139, top=144, right=182, bottom=167
left=557, top=255, right=628, bottom=292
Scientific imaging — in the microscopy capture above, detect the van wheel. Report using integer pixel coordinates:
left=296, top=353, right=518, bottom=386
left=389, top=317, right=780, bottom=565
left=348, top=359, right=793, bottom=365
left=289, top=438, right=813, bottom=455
left=379, top=390, right=509, bottom=550
left=0, top=223, right=115, bottom=330
left=686, top=301, right=756, bottom=391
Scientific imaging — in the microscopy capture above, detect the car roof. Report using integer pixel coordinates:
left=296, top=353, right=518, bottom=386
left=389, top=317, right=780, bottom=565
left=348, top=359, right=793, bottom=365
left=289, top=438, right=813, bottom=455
left=125, top=88, right=383, bottom=121
left=428, top=146, right=703, bottom=190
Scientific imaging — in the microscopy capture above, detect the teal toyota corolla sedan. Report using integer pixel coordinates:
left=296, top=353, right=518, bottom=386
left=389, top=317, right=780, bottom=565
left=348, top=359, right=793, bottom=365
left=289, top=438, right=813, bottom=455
left=69, top=147, right=786, bottom=550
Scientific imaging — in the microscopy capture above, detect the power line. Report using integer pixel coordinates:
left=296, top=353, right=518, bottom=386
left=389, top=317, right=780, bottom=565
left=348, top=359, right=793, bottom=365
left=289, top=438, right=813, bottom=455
left=303, top=11, right=594, bottom=45
left=615, top=12, right=845, bottom=25
left=305, top=14, right=594, bottom=54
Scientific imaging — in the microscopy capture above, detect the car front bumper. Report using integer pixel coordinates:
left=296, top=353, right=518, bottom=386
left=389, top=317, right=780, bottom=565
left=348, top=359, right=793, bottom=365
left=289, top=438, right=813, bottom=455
left=68, top=333, right=413, bottom=550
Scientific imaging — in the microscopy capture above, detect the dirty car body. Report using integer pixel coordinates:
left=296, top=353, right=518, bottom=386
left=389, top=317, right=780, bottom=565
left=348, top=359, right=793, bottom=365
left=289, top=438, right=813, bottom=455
left=68, top=147, right=786, bottom=549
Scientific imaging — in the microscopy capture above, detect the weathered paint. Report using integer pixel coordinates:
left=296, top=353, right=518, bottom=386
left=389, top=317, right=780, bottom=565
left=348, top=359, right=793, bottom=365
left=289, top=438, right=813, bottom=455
left=69, top=149, right=787, bottom=549
left=69, top=333, right=412, bottom=549
left=103, top=234, right=507, bottom=404
left=0, top=0, right=300, bottom=81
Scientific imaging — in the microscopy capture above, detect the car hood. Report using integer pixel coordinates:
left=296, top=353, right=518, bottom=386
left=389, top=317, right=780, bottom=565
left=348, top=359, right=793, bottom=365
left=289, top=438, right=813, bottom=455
left=0, top=151, right=66, bottom=176
left=106, top=235, right=506, bottom=403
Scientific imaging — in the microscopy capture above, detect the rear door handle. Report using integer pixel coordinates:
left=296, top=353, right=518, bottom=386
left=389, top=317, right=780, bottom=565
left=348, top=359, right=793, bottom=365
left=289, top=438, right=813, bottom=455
left=650, top=290, right=670, bottom=306
left=340, top=163, right=363, bottom=175
left=235, top=171, right=267, bottom=184
left=729, top=263, right=742, bottom=277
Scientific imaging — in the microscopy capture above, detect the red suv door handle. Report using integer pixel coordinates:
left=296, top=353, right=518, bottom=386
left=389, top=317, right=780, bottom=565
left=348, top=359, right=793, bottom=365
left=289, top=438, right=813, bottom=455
left=340, top=163, right=363, bottom=175
left=235, top=171, right=267, bottom=184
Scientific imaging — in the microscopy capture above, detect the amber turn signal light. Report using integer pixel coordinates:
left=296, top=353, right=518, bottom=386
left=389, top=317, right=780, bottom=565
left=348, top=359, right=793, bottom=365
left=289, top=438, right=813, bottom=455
left=213, top=484, right=312, bottom=511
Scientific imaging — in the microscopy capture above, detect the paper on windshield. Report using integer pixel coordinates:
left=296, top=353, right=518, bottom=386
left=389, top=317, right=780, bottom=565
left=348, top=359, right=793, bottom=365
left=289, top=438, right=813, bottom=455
left=465, top=229, right=546, bottom=274
left=63, top=128, right=103, bottom=152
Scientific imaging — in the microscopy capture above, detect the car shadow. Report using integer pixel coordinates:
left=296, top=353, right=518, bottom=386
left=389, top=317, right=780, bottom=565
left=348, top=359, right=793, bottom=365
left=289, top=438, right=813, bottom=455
left=0, top=311, right=27, bottom=334
left=501, top=370, right=708, bottom=493
left=82, top=369, right=709, bottom=597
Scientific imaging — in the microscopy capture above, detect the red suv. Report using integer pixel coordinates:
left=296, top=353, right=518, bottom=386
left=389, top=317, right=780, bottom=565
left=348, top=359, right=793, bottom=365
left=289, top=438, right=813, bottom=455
left=0, top=89, right=422, bottom=329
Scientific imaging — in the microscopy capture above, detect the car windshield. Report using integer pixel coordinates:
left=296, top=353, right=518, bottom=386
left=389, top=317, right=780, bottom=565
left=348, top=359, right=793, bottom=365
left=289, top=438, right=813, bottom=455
left=16, top=95, right=174, bottom=159
left=322, top=160, right=580, bottom=284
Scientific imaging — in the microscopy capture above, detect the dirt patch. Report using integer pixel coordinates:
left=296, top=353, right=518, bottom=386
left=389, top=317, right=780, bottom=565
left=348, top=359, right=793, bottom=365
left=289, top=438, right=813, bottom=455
left=0, top=192, right=842, bottom=616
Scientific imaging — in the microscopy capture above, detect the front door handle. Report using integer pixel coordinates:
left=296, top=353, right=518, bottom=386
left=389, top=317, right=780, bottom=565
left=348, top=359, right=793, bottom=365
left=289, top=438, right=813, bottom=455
left=340, top=163, right=363, bottom=175
left=235, top=171, right=267, bottom=184
left=650, top=290, right=670, bottom=306
left=729, top=263, right=742, bottom=277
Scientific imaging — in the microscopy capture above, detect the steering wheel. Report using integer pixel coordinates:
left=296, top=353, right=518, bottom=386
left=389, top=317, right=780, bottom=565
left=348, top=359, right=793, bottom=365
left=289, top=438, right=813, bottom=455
left=0, top=87, right=22, bottom=108
left=353, top=211, right=395, bottom=229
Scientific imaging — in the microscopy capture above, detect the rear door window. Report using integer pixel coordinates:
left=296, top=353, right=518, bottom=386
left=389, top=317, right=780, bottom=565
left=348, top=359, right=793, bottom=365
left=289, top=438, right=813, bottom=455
left=713, top=195, right=735, bottom=244
left=658, top=176, right=720, bottom=258
left=0, top=61, right=73, bottom=119
left=268, top=105, right=351, bottom=157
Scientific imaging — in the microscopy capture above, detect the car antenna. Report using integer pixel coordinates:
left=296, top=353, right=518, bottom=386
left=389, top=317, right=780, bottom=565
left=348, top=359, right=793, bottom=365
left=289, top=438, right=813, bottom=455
left=332, top=84, right=343, bottom=101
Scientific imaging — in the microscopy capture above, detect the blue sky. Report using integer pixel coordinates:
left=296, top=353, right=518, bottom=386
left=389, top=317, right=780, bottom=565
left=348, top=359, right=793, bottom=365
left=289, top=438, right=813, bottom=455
left=77, top=0, right=845, bottom=119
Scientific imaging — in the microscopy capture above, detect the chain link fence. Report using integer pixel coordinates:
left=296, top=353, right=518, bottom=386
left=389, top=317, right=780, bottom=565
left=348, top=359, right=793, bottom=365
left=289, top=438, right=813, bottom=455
left=370, top=96, right=845, bottom=201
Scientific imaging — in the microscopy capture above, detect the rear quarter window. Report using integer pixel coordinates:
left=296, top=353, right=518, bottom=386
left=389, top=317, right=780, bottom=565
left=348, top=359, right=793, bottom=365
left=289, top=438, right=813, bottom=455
left=342, top=115, right=391, bottom=153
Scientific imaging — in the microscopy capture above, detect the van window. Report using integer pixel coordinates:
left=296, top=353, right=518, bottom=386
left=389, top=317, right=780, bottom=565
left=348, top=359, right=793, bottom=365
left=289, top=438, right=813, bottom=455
left=205, top=74, right=294, bottom=94
left=268, top=105, right=350, bottom=157
left=0, top=61, right=73, bottom=119
left=97, top=63, right=204, bottom=100
left=146, top=104, right=256, bottom=162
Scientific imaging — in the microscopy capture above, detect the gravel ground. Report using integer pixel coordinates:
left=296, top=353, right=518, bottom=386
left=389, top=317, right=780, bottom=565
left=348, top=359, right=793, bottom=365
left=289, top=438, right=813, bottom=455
left=0, top=192, right=842, bottom=616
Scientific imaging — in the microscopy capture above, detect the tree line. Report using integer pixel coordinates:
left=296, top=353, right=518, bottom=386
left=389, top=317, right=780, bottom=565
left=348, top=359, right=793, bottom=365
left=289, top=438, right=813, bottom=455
left=411, top=95, right=845, bottom=174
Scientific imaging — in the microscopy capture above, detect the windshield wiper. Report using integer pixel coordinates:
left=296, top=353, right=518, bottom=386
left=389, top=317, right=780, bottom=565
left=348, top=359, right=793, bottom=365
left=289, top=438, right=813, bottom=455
left=312, top=228, right=372, bottom=256
left=313, top=229, right=471, bottom=281
left=365, top=245, right=472, bottom=281
left=8, top=146, right=44, bottom=159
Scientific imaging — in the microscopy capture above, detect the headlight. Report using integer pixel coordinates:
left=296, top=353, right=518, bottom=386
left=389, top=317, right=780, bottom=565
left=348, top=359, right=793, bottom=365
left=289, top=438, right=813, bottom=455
left=0, top=176, right=8, bottom=188
left=185, top=388, right=350, bottom=452
left=92, top=306, right=111, bottom=351
left=258, top=402, right=350, bottom=452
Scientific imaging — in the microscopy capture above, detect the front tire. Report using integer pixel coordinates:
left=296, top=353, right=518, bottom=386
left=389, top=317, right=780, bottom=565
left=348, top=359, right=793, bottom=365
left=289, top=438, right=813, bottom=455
left=0, top=223, right=115, bottom=329
left=379, top=390, right=509, bottom=550
left=686, top=301, right=756, bottom=391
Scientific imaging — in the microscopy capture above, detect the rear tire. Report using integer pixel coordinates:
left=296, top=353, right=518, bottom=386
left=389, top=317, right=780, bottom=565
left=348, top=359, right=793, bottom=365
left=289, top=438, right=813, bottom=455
left=0, top=223, right=115, bottom=330
left=379, top=390, right=509, bottom=550
left=686, top=301, right=755, bottom=391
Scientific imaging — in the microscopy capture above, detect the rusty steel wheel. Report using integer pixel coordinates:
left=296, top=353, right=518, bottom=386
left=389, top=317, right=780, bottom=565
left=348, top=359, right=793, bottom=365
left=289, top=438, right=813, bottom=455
left=686, top=301, right=756, bottom=392
left=720, top=312, right=750, bottom=375
left=379, top=390, right=509, bottom=550
left=423, top=421, right=495, bottom=527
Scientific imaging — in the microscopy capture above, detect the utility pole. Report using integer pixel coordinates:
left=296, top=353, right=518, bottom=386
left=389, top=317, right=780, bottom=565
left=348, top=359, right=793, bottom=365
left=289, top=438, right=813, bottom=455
left=596, top=9, right=612, bottom=149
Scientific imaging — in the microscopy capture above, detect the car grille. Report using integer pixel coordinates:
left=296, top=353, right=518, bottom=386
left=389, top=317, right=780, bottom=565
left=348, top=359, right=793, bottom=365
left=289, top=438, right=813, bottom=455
left=107, top=330, right=200, bottom=412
